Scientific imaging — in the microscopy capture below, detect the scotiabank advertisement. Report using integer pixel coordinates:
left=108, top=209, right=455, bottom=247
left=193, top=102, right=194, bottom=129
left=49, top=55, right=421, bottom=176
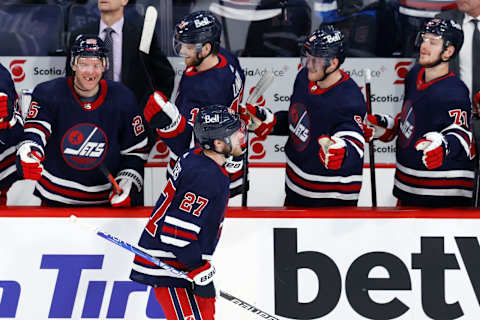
left=2, top=208, right=480, bottom=320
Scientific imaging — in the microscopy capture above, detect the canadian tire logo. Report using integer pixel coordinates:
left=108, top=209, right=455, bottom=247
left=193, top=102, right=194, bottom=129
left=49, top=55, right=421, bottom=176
left=249, top=135, right=267, bottom=160
left=393, top=61, right=413, bottom=85
left=9, top=59, right=27, bottom=82
left=151, top=140, right=170, bottom=160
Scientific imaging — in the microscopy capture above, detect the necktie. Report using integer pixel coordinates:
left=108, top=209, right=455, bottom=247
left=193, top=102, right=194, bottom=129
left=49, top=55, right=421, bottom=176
left=472, top=19, right=480, bottom=100
left=103, top=27, right=114, bottom=80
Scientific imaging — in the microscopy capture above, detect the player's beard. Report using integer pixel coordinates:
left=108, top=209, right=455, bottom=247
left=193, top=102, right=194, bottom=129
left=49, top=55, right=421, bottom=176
left=418, top=53, right=443, bottom=68
left=186, top=53, right=203, bottom=67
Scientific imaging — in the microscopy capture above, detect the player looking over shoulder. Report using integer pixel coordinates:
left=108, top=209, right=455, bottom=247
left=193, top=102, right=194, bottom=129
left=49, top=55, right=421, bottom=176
left=254, top=25, right=367, bottom=207
left=364, top=18, right=473, bottom=207
left=16, top=35, right=148, bottom=207
left=0, top=63, right=24, bottom=205
left=142, top=10, right=249, bottom=197
left=130, top=105, right=246, bottom=320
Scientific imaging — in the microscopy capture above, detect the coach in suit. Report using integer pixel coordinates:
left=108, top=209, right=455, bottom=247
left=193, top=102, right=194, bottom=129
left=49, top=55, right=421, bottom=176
left=66, top=0, right=175, bottom=108
left=436, top=0, right=480, bottom=99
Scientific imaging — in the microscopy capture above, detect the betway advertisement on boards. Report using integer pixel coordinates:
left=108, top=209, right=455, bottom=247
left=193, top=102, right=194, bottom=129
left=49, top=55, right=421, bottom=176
left=1, top=208, right=480, bottom=319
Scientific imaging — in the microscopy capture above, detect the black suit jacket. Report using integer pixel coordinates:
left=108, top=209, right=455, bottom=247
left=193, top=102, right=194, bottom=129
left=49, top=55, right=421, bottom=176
left=66, top=18, right=175, bottom=109
left=436, top=9, right=465, bottom=76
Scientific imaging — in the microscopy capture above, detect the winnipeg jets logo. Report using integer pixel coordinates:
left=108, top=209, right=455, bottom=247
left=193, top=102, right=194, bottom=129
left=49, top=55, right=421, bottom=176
left=288, top=103, right=311, bottom=152
left=398, top=100, right=415, bottom=148
left=61, top=123, right=108, bottom=170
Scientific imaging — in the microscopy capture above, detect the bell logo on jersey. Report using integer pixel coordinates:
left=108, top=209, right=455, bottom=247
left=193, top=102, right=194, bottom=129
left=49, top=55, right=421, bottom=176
left=288, top=103, right=311, bottom=152
left=61, top=123, right=108, bottom=170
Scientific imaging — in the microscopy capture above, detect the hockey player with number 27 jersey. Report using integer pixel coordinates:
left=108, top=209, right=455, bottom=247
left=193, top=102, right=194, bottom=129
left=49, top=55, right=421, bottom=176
left=131, top=105, right=247, bottom=320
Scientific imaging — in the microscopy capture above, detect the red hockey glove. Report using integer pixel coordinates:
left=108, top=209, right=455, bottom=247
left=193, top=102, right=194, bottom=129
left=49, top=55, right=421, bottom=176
left=414, top=132, right=448, bottom=170
left=109, top=170, right=142, bottom=207
left=0, top=92, right=15, bottom=130
left=318, top=136, right=346, bottom=170
left=144, top=91, right=185, bottom=135
left=0, top=92, right=8, bottom=119
left=187, top=261, right=215, bottom=286
left=473, top=92, right=480, bottom=116
left=363, top=113, right=400, bottom=142
left=16, top=141, right=44, bottom=180
left=239, top=103, right=276, bottom=137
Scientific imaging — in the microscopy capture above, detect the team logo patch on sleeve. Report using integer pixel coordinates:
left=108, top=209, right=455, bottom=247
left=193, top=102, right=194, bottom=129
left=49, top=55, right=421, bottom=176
left=61, top=123, right=108, bottom=170
left=288, top=103, right=311, bottom=152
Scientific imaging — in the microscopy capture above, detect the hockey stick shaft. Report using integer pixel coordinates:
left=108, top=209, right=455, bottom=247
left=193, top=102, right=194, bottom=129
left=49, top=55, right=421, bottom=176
left=364, top=69, right=377, bottom=207
left=99, top=164, right=123, bottom=195
left=139, top=6, right=157, bottom=92
left=69, top=215, right=280, bottom=320
left=241, top=135, right=249, bottom=206
left=471, top=93, right=480, bottom=206
left=242, top=71, right=275, bottom=206
left=246, top=72, right=274, bottom=105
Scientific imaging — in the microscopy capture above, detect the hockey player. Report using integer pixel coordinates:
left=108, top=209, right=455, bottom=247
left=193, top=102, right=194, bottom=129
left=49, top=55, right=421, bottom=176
left=0, top=63, right=24, bottom=205
left=130, top=105, right=246, bottom=320
left=16, top=35, right=148, bottom=206
left=142, top=10, right=248, bottom=197
left=365, top=18, right=473, bottom=207
left=261, top=25, right=367, bottom=207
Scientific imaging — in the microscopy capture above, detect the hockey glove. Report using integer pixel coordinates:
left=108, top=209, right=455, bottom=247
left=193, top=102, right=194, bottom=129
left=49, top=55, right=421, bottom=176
left=0, top=92, right=8, bottom=119
left=109, top=169, right=143, bottom=207
left=473, top=92, right=480, bottom=117
left=318, top=136, right=346, bottom=170
left=16, top=141, right=44, bottom=180
left=224, top=155, right=243, bottom=174
left=240, top=103, right=276, bottom=137
left=187, top=261, right=215, bottom=287
left=0, top=92, right=14, bottom=130
left=414, top=132, right=448, bottom=170
left=363, top=113, right=400, bottom=142
left=144, top=91, right=185, bottom=135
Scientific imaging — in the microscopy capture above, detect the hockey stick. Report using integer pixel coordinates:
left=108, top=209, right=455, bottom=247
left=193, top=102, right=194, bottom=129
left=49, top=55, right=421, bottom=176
left=241, top=71, right=275, bottom=206
left=246, top=72, right=275, bottom=106
left=69, top=215, right=281, bottom=320
left=471, top=93, right=480, bottom=207
left=364, top=69, right=377, bottom=207
left=139, top=6, right=158, bottom=92
left=99, top=164, right=123, bottom=195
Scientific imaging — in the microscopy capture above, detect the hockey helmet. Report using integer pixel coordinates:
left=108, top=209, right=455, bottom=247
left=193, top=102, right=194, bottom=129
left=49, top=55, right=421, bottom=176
left=415, top=18, right=464, bottom=59
left=302, top=25, right=345, bottom=65
left=174, top=11, right=222, bottom=55
left=194, top=105, right=242, bottom=153
left=70, top=34, right=109, bottom=69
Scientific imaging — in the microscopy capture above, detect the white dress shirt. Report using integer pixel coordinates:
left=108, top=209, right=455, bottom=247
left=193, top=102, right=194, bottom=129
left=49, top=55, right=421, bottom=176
left=99, top=18, right=124, bottom=82
left=459, top=13, right=479, bottom=97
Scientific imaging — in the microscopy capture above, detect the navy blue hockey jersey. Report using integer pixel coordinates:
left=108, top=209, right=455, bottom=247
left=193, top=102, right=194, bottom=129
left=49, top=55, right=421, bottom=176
left=157, top=48, right=245, bottom=195
left=23, top=78, right=148, bottom=206
left=393, top=64, right=474, bottom=202
left=285, top=68, right=367, bottom=203
left=130, top=147, right=230, bottom=289
left=0, top=63, right=23, bottom=195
